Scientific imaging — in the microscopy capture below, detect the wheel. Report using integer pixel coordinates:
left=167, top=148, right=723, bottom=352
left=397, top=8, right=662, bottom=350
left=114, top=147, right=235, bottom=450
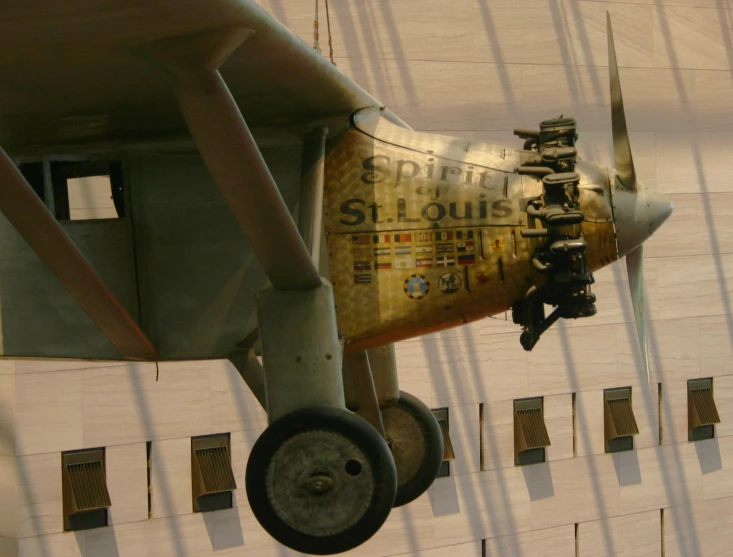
left=382, top=391, right=444, bottom=507
left=246, top=406, right=397, bottom=555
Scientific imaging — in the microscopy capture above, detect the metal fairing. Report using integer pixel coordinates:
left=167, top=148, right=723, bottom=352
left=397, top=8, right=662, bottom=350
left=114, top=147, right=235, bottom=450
left=324, top=110, right=618, bottom=351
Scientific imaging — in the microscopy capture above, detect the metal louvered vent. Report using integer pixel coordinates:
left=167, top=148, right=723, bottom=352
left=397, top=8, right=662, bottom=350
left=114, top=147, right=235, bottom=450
left=196, top=446, right=237, bottom=494
left=516, top=408, right=551, bottom=449
left=62, top=448, right=110, bottom=531
left=192, top=433, right=236, bottom=512
left=689, top=378, right=720, bottom=441
left=690, top=389, right=720, bottom=425
left=606, top=398, right=640, bottom=437
left=604, top=387, right=639, bottom=453
left=514, top=397, right=551, bottom=465
left=438, top=419, right=456, bottom=462
left=67, top=461, right=112, bottom=511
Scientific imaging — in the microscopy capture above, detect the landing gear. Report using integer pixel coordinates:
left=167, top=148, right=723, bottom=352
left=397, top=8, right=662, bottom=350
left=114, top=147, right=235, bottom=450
left=382, top=391, right=444, bottom=507
left=246, top=406, right=397, bottom=555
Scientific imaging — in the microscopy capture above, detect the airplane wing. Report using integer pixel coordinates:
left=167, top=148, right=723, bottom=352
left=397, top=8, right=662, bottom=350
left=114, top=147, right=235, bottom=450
left=0, top=0, right=407, bottom=360
left=0, top=0, right=406, bottom=154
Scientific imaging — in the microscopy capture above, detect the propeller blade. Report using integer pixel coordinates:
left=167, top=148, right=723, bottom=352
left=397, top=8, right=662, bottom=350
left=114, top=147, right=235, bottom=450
left=607, top=12, right=637, bottom=190
left=626, top=246, right=649, bottom=383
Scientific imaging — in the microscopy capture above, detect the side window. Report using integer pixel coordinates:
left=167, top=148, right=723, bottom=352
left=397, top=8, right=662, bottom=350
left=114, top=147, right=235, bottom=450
left=51, top=160, right=125, bottom=220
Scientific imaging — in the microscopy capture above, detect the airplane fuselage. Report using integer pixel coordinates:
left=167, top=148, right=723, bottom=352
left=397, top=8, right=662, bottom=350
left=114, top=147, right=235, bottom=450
left=325, top=110, right=618, bottom=351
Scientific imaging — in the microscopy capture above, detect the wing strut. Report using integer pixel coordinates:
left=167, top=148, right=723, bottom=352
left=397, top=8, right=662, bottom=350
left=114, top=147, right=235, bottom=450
left=0, top=150, right=158, bottom=360
left=136, top=26, right=321, bottom=291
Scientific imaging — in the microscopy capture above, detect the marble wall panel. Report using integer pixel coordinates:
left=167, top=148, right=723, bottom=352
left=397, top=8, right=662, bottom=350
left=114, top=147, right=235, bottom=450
left=82, top=362, right=209, bottom=448
left=209, top=359, right=267, bottom=435
left=700, top=315, right=733, bottom=378
left=415, top=61, right=524, bottom=132
left=713, top=373, right=733, bottom=438
left=106, top=443, right=148, bottom=526
left=485, top=524, right=574, bottom=557
left=14, top=370, right=81, bottom=456
left=394, top=339, right=435, bottom=406
left=0, top=536, right=17, bottom=557
left=85, top=513, right=213, bottom=557
left=644, top=193, right=733, bottom=260
left=470, top=1, right=654, bottom=68
left=229, top=430, right=260, bottom=509
left=17, top=531, right=84, bottom=557
left=444, top=403, right=481, bottom=476
left=0, top=455, right=17, bottom=539
left=619, top=442, right=703, bottom=514
left=655, top=132, right=733, bottom=194
left=661, top=379, right=692, bottom=445
left=393, top=540, right=482, bottom=557
left=700, top=434, right=733, bottom=500
left=528, top=453, right=621, bottom=530
left=578, top=509, right=661, bottom=557
left=0, top=372, right=14, bottom=456
left=653, top=6, right=733, bottom=71
left=12, top=360, right=126, bottom=375
left=481, top=398, right=514, bottom=472
left=431, top=332, right=529, bottom=406
left=16, top=453, right=62, bottom=539
left=544, top=393, right=574, bottom=462
left=527, top=324, right=617, bottom=396
left=575, top=390, right=606, bottom=457
left=664, top=495, right=733, bottom=557
left=149, top=437, right=191, bottom=519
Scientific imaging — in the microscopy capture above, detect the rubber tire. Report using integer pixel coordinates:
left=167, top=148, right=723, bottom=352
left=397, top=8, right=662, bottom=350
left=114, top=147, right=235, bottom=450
left=246, top=406, right=397, bottom=555
left=383, top=391, right=444, bottom=507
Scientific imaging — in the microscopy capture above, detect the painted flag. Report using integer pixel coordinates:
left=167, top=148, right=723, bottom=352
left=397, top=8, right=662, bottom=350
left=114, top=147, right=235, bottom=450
left=458, top=254, right=475, bottom=265
left=352, top=235, right=370, bottom=245
left=456, top=230, right=474, bottom=240
left=415, top=232, right=433, bottom=242
left=354, top=273, right=372, bottom=284
left=436, top=231, right=454, bottom=241
left=353, top=261, right=371, bottom=271
left=417, top=257, right=434, bottom=268
left=436, top=243, right=454, bottom=253
left=374, top=247, right=391, bottom=257
left=373, top=234, right=391, bottom=243
left=436, top=256, right=455, bottom=267
left=457, top=241, right=475, bottom=253
left=376, top=260, right=392, bottom=270
left=393, top=233, right=412, bottom=242
left=395, top=245, right=413, bottom=256
left=416, top=245, right=433, bottom=254
left=394, top=257, right=414, bottom=269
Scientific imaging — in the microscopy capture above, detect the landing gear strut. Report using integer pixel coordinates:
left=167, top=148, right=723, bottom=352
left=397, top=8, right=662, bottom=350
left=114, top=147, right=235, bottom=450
left=246, top=406, right=397, bottom=555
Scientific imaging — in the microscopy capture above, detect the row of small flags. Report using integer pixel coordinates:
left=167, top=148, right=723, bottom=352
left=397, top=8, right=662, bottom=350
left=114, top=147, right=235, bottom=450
left=354, top=253, right=475, bottom=272
left=366, top=241, right=474, bottom=257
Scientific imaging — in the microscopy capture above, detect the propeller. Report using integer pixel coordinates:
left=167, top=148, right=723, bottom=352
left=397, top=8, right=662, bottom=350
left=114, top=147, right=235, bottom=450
left=607, top=13, right=650, bottom=382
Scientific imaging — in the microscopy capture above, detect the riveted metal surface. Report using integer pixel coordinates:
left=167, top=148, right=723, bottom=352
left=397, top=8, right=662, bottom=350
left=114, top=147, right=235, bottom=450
left=324, top=115, right=618, bottom=349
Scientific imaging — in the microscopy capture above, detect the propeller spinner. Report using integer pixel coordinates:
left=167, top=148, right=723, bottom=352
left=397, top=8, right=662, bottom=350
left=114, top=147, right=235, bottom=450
left=607, top=13, right=674, bottom=382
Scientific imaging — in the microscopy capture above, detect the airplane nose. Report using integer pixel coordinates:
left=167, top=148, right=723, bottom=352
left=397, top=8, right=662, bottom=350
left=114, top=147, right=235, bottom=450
left=647, top=187, right=674, bottom=236
left=612, top=179, right=674, bottom=258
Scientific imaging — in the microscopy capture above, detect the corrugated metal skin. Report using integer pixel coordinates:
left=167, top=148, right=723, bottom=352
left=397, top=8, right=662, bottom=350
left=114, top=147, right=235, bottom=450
left=517, top=408, right=551, bottom=448
left=607, top=398, right=639, bottom=437
left=691, top=389, right=721, bottom=425
left=67, top=461, right=111, bottom=511
left=196, top=446, right=237, bottom=494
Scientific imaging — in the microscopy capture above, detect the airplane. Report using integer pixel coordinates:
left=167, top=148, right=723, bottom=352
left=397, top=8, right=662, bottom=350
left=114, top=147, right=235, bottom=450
left=0, top=2, right=672, bottom=555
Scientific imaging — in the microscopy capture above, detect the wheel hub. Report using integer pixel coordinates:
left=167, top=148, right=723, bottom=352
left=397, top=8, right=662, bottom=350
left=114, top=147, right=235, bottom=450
left=266, top=430, right=375, bottom=537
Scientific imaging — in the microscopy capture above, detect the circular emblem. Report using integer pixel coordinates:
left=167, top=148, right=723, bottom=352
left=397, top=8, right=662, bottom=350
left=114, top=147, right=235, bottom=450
left=439, top=273, right=461, bottom=294
left=404, top=274, right=430, bottom=300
